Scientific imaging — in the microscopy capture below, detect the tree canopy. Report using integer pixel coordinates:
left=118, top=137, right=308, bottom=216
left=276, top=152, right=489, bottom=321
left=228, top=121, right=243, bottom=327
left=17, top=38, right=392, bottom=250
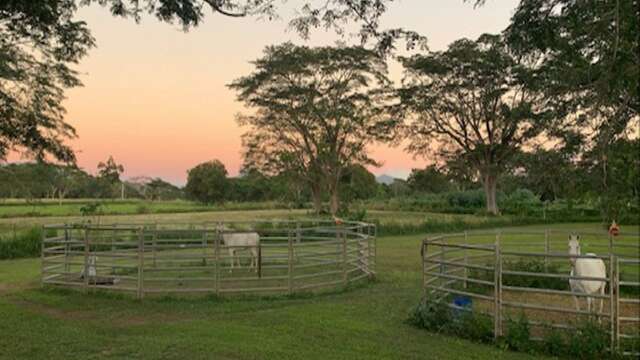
left=0, top=0, right=94, bottom=162
left=230, top=43, right=391, bottom=214
left=398, top=34, right=548, bottom=214
left=185, top=160, right=229, bottom=204
left=504, top=0, right=639, bottom=146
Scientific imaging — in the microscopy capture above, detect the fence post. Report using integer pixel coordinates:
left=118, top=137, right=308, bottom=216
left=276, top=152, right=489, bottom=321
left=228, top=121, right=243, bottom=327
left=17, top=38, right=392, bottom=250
left=421, top=240, right=427, bottom=297
left=342, top=228, right=348, bottom=287
left=609, top=253, right=616, bottom=354
left=40, top=226, right=46, bottom=287
left=544, top=229, right=550, bottom=272
left=83, top=228, right=89, bottom=294
left=288, top=229, right=294, bottom=295
left=111, top=224, right=117, bottom=274
left=202, top=230, right=207, bottom=266
left=463, top=231, right=468, bottom=289
left=615, top=257, right=620, bottom=351
left=215, top=222, right=221, bottom=296
left=494, top=231, right=502, bottom=340
left=152, top=222, right=157, bottom=268
left=64, top=228, right=70, bottom=274
left=137, top=227, right=144, bottom=300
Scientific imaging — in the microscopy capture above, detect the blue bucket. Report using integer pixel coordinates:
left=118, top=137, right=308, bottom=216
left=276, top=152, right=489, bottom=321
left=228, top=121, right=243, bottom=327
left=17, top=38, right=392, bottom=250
left=452, top=296, right=472, bottom=319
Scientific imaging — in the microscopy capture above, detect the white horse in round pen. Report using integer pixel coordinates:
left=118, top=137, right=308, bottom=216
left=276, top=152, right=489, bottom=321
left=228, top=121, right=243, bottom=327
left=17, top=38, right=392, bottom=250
left=568, top=234, right=607, bottom=320
left=217, top=225, right=260, bottom=272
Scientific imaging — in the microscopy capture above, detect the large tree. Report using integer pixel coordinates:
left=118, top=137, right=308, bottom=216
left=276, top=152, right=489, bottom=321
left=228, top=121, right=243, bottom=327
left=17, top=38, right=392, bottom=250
left=230, top=43, right=391, bottom=215
left=398, top=34, right=547, bottom=215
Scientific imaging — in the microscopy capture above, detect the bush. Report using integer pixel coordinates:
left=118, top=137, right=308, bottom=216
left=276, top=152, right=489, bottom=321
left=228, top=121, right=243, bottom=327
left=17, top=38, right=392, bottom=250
left=566, top=321, right=611, bottom=359
left=503, top=314, right=533, bottom=352
left=0, top=227, right=43, bottom=259
left=409, top=297, right=616, bottom=359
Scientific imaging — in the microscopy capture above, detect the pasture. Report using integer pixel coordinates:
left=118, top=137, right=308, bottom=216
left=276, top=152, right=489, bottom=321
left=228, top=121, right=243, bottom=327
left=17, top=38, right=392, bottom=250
left=2, top=217, right=636, bottom=359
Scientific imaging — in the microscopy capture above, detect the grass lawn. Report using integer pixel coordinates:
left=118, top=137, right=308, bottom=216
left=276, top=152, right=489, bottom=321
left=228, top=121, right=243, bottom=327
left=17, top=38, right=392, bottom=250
left=0, top=229, right=551, bottom=360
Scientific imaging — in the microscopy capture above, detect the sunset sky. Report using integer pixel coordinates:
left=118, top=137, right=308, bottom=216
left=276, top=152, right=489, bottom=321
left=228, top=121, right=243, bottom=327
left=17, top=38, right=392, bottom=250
left=24, top=0, right=519, bottom=185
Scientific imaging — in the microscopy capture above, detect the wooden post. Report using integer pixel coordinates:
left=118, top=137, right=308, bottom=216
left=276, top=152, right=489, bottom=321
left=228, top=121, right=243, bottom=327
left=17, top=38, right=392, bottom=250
left=111, top=224, right=117, bottom=274
left=608, top=232, right=613, bottom=256
left=137, top=227, right=144, bottom=300
left=288, top=230, right=294, bottom=295
left=83, top=228, right=90, bottom=294
left=494, top=231, right=502, bottom=339
left=544, top=229, right=550, bottom=272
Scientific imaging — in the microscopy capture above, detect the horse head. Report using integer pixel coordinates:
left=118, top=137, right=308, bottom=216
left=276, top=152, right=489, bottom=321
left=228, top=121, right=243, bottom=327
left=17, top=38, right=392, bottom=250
left=568, top=233, right=581, bottom=266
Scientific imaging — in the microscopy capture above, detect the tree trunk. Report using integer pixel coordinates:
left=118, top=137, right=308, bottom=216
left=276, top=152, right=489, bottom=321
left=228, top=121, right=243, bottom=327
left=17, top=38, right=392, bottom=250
left=482, top=173, right=499, bottom=215
left=329, top=178, right=340, bottom=216
left=310, top=182, right=323, bottom=214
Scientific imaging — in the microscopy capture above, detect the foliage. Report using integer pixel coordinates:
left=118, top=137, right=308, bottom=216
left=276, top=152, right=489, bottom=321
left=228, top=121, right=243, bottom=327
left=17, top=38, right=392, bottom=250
left=97, top=155, right=124, bottom=184
left=399, top=34, right=549, bottom=215
left=502, top=314, right=532, bottom=353
left=339, top=165, right=378, bottom=204
left=185, top=160, right=230, bottom=204
left=0, top=0, right=94, bottom=162
left=504, top=0, right=639, bottom=144
left=0, top=227, right=43, bottom=259
left=565, top=321, right=611, bottom=359
left=409, top=296, right=615, bottom=359
left=468, top=258, right=567, bottom=292
left=406, top=165, right=452, bottom=194
left=87, top=0, right=425, bottom=54
left=230, top=43, right=392, bottom=214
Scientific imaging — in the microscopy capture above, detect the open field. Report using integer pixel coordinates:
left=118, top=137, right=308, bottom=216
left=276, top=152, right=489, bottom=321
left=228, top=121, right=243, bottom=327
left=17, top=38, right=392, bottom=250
left=2, top=221, right=637, bottom=359
left=0, top=208, right=514, bottom=238
left=0, top=199, right=286, bottom=219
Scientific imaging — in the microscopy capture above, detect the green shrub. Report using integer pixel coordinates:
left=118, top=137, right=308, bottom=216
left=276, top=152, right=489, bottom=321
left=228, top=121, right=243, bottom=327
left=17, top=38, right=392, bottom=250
left=409, top=297, right=616, bottom=359
left=503, top=314, right=533, bottom=352
left=566, top=321, right=610, bottom=359
left=0, top=227, right=43, bottom=259
left=541, top=327, right=566, bottom=357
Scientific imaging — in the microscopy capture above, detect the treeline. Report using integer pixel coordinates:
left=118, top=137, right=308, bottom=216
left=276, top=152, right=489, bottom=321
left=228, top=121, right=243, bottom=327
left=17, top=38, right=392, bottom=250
left=0, top=160, right=181, bottom=201
left=383, top=139, right=639, bottom=221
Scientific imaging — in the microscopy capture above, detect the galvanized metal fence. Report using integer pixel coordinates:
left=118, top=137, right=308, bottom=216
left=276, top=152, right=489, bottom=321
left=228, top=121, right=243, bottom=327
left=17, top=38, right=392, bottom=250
left=41, top=220, right=376, bottom=298
left=421, top=229, right=639, bottom=357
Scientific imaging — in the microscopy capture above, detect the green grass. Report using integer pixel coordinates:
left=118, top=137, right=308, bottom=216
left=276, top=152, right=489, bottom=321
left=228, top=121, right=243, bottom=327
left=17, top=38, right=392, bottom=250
left=0, top=199, right=287, bottom=219
left=0, top=230, right=550, bottom=359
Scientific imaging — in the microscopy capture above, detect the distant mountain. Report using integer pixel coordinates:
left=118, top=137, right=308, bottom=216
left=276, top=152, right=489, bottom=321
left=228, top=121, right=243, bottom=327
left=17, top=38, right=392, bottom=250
left=376, top=174, right=396, bottom=185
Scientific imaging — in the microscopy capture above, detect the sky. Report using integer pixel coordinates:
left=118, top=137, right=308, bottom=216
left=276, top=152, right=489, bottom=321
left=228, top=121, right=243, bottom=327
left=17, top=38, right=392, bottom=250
left=18, top=0, right=520, bottom=185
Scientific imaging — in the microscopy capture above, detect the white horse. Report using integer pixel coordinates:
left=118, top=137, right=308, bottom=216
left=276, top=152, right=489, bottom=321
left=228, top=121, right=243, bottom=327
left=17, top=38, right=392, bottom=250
left=80, top=255, right=98, bottom=279
left=218, top=226, right=260, bottom=272
left=568, top=234, right=607, bottom=319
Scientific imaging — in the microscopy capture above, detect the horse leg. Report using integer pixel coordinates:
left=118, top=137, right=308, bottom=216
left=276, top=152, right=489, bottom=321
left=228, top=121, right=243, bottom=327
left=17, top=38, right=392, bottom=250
left=228, top=249, right=234, bottom=272
left=599, top=284, right=605, bottom=323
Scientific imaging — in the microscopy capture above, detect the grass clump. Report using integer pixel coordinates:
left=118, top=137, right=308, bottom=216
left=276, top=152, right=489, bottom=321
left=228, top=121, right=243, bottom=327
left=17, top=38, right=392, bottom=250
left=0, top=227, right=44, bottom=259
